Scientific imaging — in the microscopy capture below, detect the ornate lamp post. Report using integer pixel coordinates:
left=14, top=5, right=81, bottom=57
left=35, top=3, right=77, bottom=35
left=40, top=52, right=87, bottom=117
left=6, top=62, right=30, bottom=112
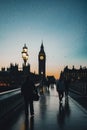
left=22, top=44, right=29, bottom=66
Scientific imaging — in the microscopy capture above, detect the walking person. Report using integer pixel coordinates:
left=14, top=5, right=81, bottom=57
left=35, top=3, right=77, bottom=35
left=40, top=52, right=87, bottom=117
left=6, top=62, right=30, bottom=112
left=21, top=75, right=35, bottom=117
left=64, top=77, right=70, bottom=98
left=56, top=77, right=65, bottom=103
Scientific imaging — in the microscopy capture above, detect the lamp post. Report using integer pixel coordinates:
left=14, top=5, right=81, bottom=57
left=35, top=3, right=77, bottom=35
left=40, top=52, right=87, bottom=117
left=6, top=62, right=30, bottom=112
left=22, top=44, right=29, bottom=66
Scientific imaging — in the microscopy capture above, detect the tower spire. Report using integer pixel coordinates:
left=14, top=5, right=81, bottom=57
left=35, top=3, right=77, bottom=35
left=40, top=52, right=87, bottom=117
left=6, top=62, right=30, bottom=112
left=41, top=40, right=43, bottom=45
left=38, top=41, right=46, bottom=77
left=41, top=41, right=44, bottom=51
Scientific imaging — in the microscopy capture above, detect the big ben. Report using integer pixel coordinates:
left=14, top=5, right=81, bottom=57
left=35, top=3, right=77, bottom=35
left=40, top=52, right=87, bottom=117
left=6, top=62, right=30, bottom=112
left=38, top=42, right=46, bottom=77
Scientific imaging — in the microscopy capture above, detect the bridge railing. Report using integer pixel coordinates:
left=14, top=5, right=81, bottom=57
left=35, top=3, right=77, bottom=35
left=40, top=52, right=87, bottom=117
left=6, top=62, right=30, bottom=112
left=0, top=88, right=23, bottom=120
left=70, top=81, right=87, bottom=96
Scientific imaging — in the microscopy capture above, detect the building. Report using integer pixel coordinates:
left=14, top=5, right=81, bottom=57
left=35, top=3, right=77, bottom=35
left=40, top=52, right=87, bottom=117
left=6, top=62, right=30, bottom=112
left=38, top=42, right=46, bottom=77
left=0, top=43, right=44, bottom=92
left=60, top=66, right=87, bottom=95
left=0, top=43, right=56, bottom=92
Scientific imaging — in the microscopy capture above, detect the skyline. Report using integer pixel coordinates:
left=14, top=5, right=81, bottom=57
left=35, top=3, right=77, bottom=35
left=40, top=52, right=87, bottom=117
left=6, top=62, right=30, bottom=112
left=0, top=0, right=87, bottom=79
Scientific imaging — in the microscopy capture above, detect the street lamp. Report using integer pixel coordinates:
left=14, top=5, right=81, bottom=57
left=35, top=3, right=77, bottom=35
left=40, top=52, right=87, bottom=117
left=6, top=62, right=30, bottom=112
left=22, top=44, right=29, bottom=66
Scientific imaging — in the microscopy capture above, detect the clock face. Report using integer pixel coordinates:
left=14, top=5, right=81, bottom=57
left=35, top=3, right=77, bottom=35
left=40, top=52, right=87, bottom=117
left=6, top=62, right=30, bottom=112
left=40, top=55, right=44, bottom=60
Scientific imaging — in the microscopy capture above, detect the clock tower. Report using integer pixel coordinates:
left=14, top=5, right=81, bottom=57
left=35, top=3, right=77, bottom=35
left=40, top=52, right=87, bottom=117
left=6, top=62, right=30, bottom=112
left=38, top=42, right=46, bottom=77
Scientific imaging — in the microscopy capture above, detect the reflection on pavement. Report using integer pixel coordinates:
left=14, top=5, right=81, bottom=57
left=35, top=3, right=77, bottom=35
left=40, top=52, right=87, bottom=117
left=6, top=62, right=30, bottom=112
left=24, top=115, right=34, bottom=130
left=57, top=97, right=71, bottom=129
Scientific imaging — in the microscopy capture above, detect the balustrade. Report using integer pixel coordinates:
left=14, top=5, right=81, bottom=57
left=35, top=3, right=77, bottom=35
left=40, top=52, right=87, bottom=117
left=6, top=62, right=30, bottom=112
left=0, top=88, right=23, bottom=120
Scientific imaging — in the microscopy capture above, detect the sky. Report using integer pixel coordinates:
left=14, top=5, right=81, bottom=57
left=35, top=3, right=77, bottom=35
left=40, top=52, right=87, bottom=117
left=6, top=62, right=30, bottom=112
left=0, top=0, right=87, bottom=79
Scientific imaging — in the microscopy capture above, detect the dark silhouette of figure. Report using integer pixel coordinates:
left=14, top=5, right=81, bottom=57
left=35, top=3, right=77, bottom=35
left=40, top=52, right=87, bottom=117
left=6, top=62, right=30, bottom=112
left=64, top=78, right=70, bottom=98
left=21, top=76, right=35, bottom=116
left=47, top=79, right=50, bottom=90
left=56, top=78, right=65, bottom=103
left=39, top=79, right=44, bottom=94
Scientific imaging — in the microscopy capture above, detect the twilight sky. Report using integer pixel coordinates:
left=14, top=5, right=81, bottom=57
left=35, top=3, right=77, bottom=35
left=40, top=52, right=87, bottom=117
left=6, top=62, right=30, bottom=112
left=0, top=0, right=87, bottom=78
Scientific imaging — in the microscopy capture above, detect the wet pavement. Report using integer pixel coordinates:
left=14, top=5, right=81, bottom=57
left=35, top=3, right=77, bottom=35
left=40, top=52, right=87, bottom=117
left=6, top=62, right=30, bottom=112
left=69, top=91, right=87, bottom=110
left=0, top=85, right=87, bottom=130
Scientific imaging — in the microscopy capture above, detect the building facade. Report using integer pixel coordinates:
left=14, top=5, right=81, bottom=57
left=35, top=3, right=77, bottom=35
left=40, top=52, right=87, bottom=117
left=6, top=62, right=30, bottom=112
left=38, top=42, right=46, bottom=77
left=60, top=66, right=87, bottom=95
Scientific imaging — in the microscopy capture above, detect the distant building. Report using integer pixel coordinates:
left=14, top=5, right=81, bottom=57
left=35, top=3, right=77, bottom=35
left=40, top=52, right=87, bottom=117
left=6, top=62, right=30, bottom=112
left=0, top=43, right=57, bottom=92
left=60, top=65, right=87, bottom=82
left=60, top=66, right=87, bottom=95
left=0, top=63, right=41, bottom=92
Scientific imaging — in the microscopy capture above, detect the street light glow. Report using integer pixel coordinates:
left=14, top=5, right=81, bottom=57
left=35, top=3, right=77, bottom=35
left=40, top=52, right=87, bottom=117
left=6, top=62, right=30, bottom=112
left=22, top=44, right=29, bottom=66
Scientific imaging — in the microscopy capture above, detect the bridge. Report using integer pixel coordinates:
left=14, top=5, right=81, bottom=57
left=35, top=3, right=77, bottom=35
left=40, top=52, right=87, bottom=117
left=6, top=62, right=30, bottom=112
left=0, top=85, right=87, bottom=130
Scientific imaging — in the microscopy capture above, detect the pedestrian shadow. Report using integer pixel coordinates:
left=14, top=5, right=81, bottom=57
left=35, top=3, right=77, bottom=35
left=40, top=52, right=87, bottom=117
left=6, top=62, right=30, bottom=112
left=30, top=117, right=34, bottom=130
left=64, top=97, right=71, bottom=118
left=57, top=103, right=65, bottom=129
left=24, top=115, right=34, bottom=130
left=24, top=116, right=29, bottom=130
left=57, top=97, right=71, bottom=129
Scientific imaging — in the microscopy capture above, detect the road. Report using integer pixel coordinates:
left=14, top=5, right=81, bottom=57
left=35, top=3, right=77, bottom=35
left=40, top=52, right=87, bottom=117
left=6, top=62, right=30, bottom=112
left=0, top=85, right=87, bottom=130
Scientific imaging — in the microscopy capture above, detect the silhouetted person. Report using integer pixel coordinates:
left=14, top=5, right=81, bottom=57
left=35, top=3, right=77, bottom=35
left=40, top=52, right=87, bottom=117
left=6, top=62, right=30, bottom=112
left=56, top=78, right=65, bottom=103
left=64, top=78, right=70, bottom=98
left=21, top=76, right=35, bottom=117
left=47, top=79, right=50, bottom=90
left=39, top=79, right=44, bottom=94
